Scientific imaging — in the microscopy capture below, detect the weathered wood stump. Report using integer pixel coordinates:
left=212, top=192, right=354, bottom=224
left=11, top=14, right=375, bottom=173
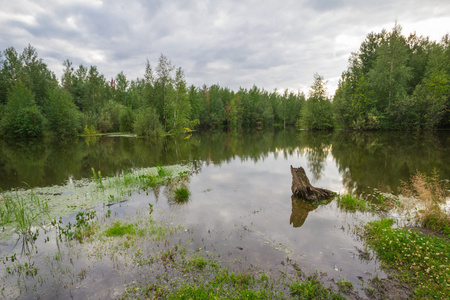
left=290, top=165, right=334, bottom=201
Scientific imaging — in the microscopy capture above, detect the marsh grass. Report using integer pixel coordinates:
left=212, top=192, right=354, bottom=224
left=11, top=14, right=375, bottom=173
left=0, top=189, right=49, bottom=237
left=173, top=186, right=191, bottom=203
left=364, top=219, right=450, bottom=299
left=122, top=246, right=345, bottom=300
left=336, top=193, right=369, bottom=211
left=399, top=170, right=450, bottom=236
left=91, top=168, right=104, bottom=190
left=104, top=221, right=144, bottom=237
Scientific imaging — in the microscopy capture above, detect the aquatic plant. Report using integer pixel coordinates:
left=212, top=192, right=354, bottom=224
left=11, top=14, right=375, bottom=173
left=173, top=186, right=191, bottom=203
left=52, top=210, right=97, bottom=242
left=335, top=193, right=369, bottom=211
left=364, top=218, right=450, bottom=298
left=0, top=189, right=49, bottom=237
left=91, top=167, right=104, bottom=190
left=104, top=221, right=142, bottom=237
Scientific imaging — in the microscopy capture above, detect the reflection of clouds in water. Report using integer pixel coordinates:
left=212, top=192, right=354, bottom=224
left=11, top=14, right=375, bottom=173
left=175, top=150, right=384, bottom=286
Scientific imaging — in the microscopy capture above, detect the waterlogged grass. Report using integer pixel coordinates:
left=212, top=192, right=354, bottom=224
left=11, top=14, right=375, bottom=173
left=173, top=186, right=191, bottom=203
left=336, top=194, right=370, bottom=212
left=122, top=254, right=345, bottom=300
left=0, top=164, right=190, bottom=239
left=104, top=221, right=145, bottom=237
left=363, top=219, right=450, bottom=299
left=52, top=210, right=97, bottom=242
left=0, top=189, right=49, bottom=237
left=290, top=275, right=345, bottom=299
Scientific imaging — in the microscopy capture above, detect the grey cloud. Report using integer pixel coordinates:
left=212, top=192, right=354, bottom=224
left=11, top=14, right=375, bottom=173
left=1, top=0, right=449, bottom=95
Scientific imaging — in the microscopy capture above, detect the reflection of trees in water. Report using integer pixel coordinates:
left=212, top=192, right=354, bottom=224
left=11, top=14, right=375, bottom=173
left=1, top=130, right=448, bottom=195
left=331, top=131, right=450, bottom=195
left=296, top=131, right=333, bottom=181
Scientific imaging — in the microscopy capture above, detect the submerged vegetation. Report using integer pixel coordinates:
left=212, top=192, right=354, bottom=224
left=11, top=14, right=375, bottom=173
left=0, top=164, right=190, bottom=239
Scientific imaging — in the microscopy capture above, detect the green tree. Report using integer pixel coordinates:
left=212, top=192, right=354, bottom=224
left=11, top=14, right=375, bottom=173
left=43, top=81, right=81, bottom=137
left=155, top=54, right=175, bottom=130
left=367, top=23, right=411, bottom=128
left=299, top=74, right=334, bottom=130
left=168, top=67, right=193, bottom=131
left=1, top=80, right=44, bottom=137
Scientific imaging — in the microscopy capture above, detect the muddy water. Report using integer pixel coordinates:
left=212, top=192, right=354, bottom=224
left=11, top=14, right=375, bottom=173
left=0, top=130, right=449, bottom=299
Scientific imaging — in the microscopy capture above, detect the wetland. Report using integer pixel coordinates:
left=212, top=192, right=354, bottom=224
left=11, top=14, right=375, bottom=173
left=0, top=129, right=449, bottom=299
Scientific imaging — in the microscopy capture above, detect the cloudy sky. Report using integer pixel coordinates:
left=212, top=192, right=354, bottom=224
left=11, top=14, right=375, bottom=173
left=1, top=0, right=449, bottom=96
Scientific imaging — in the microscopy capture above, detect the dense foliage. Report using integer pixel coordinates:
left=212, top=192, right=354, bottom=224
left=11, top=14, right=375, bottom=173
left=334, top=24, right=450, bottom=130
left=0, top=24, right=449, bottom=138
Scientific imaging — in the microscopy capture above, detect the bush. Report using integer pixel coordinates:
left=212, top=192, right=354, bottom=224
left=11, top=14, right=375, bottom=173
left=133, top=107, right=163, bottom=137
left=119, top=107, right=135, bottom=132
left=98, top=100, right=124, bottom=133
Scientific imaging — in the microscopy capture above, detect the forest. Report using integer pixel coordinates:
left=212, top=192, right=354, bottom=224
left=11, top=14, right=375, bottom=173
left=0, top=24, right=449, bottom=138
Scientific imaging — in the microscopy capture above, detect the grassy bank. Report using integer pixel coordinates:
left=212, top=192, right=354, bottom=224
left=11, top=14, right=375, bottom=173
left=363, top=219, right=449, bottom=299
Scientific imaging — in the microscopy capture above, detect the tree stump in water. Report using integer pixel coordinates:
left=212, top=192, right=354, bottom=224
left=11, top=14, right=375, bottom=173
left=290, top=165, right=334, bottom=201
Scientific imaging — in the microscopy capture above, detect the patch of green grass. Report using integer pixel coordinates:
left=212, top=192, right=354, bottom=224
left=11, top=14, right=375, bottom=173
left=336, top=194, right=369, bottom=211
left=173, top=186, right=191, bottom=203
left=104, top=221, right=143, bottom=237
left=337, top=277, right=353, bottom=294
left=186, top=254, right=209, bottom=270
left=289, top=275, right=345, bottom=300
left=364, top=219, right=450, bottom=299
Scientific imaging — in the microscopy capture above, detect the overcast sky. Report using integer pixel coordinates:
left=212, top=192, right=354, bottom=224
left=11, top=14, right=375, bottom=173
left=1, top=0, right=449, bottom=96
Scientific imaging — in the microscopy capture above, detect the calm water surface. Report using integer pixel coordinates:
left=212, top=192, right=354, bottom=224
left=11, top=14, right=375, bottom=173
left=0, top=130, right=449, bottom=299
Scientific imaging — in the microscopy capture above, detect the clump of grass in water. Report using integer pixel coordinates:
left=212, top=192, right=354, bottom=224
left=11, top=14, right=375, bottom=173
left=173, top=186, right=190, bottom=203
left=364, top=218, right=450, bottom=298
left=104, top=221, right=144, bottom=237
left=336, top=193, right=369, bottom=211
left=399, top=170, right=450, bottom=237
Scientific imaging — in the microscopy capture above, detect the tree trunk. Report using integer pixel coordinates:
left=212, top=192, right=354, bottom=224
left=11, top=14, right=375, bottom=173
left=290, top=165, right=334, bottom=201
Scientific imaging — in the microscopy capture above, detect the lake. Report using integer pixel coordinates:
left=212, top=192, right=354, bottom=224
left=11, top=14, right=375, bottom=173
left=0, top=130, right=449, bottom=299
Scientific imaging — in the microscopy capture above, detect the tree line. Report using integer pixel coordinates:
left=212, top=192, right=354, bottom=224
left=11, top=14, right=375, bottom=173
left=0, top=24, right=449, bottom=138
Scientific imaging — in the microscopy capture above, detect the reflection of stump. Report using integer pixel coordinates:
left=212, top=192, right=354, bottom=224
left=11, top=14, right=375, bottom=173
left=290, top=196, right=316, bottom=227
left=290, top=165, right=334, bottom=201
